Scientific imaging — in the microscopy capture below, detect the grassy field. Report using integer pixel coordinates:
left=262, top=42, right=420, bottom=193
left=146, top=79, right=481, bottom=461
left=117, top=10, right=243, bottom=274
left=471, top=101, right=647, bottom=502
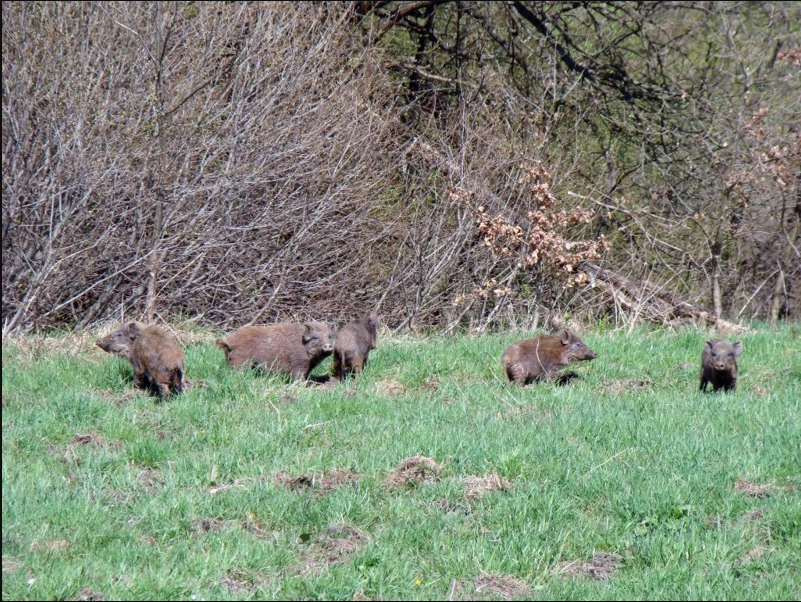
left=2, top=324, right=800, bottom=600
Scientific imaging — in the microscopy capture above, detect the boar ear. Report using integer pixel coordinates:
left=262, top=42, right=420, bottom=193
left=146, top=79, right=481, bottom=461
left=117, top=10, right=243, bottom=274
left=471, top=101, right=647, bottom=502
left=559, top=330, right=571, bottom=345
left=732, top=341, right=743, bottom=356
left=216, top=339, right=231, bottom=354
left=127, top=322, right=141, bottom=336
left=302, top=322, right=315, bottom=342
left=705, top=340, right=715, bottom=350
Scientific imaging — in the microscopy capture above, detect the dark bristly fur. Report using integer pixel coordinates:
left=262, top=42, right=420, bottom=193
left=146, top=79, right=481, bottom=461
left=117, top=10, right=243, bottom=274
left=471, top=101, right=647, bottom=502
left=97, top=322, right=185, bottom=400
left=700, top=339, right=742, bottom=392
left=333, top=314, right=378, bottom=379
left=501, top=329, right=597, bottom=385
left=217, top=321, right=335, bottom=380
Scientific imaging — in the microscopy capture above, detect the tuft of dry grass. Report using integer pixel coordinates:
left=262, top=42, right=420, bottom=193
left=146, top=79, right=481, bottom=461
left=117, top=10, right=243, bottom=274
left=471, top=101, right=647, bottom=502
left=383, top=456, right=442, bottom=488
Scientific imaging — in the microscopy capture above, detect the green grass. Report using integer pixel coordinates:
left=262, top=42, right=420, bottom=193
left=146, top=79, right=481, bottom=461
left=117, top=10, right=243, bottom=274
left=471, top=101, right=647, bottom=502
left=2, top=325, right=800, bottom=600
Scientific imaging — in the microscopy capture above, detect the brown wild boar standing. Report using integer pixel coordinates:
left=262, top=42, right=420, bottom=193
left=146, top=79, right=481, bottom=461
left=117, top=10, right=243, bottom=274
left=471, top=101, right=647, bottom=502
left=333, top=314, right=379, bottom=379
left=700, top=339, right=742, bottom=392
left=217, top=321, right=335, bottom=380
left=97, top=322, right=185, bottom=400
left=502, top=329, right=597, bottom=385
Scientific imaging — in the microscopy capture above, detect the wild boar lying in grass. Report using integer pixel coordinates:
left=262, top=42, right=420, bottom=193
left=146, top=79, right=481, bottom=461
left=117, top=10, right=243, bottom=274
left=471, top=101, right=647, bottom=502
left=502, top=329, right=597, bottom=385
left=97, top=322, right=185, bottom=400
left=217, top=321, right=335, bottom=380
left=333, top=314, right=378, bottom=380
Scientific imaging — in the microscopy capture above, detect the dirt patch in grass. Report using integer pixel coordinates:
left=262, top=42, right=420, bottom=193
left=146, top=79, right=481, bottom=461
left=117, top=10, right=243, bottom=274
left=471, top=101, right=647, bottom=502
left=319, top=523, right=366, bottom=562
left=742, top=508, right=764, bottom=521
left=432, top=498, right=471, bottom=515
left=738, top=545, right=774, bottom=564
left=136, top=467, right=163, bottom=495
left=2, top=557, right=22, bottom=572
left=451, top=573, right=533, bottom=600
left=29, top=539, right=70, bottom=552
left=221, top=569, right=264, bottom=595
left=421, top=377, right=440, bottom=391
left=376, top=378, right=406, bottom=396
left=192, top=514, right=280, bottom=540
left=192, top=517, right=235, bottom=533
left=299, top=523, right=368, bottom=575
left=464, top=473, right=513, bottom=501
left=734, top=478, right=790, bottom=498
left=275, top=469, right=362, bottom=493
left=54, top=432, right=121, bottom=466
left=69, top=587, right=105, bottom=601
left=240, top=513, right=281, bottom=540
left=73, top=433, right=108, bottom=446
left=555, top=551, right=622, bottom=581
left=602, top=378, right=651, bottom=395
left=94, top=388, right=143, bottom=405
left=383, top=456, right=442, bottom=488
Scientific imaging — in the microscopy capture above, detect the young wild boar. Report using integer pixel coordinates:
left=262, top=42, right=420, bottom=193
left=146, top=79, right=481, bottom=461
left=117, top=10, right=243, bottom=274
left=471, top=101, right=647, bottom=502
left=333, top=314, right=379, bottom=380
left=700, top=339, right=742, bottom=392
left=97, top=322, right=185, bottom=400
left=217, top=321, right=335, bottom=380
left=501, top=329, right=597, bottom=385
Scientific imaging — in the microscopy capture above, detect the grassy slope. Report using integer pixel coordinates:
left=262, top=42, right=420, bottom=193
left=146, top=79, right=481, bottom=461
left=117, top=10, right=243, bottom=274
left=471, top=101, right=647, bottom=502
left=2, top=325, right=800, bottom=600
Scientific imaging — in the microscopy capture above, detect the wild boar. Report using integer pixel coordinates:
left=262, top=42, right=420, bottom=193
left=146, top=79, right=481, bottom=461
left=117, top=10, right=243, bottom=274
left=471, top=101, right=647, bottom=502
left=700, top=339, right=742, bottom=392
left=97, top=322, right=185, bottom=400
left=217, top=321, right=335, bottom=380
left=501, top=329, right=597, bottom=385
left=333, top=314, right=379, bottom=379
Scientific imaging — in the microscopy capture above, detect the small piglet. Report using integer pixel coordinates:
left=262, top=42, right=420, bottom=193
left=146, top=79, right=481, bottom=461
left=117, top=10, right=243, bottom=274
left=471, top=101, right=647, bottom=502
left=333, top=314, right=379, bottom=379
left=97, top=322, right=185, bottom=400
left=502, top=329, right=597, bottom=385
left=700, top=339, right=742, bottom=392
left=217, top=321, right=335, bottom=380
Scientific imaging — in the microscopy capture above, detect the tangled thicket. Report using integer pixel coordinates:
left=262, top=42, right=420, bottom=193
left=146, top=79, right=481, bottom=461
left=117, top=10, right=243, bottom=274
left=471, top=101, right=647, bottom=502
left=3, top=2, right=799, bottom=334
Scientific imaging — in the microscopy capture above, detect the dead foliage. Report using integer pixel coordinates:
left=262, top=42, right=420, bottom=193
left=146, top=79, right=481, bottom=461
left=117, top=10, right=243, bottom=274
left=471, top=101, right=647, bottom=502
left=376, top=378, right=406, bottom=396
left=192, top=518, right=235, bottom=534
left=93, top=388, right=143, bottom=405
left=136, top=468, right=163, bottom=495
left=299, top=523, right=368, bottom=576
left=221, top=569, right=263, bottom=595
left=464, top=474, right=513, bottom=501
left=738, top=545, right=774, bottom=564
left=383, top=456, right=443, bottom=488
left=734, top=478, right=789, bottom=498
left=601, top=378, right=652, bottom=395
left=240, top=513, right=281, bottom=540
left=471, top=573, right=533, bottom=600
left=72, top=433, right=107, bottom=446
left=207, top=476, right=264, bottom=496
left=69, top=588, right=105, bottom=601
left=2, top=557, right=22, bottom=573
left=275, top=469, right=362, bottom=493
left=29, top=539, right=70, bottom=552
left=555, top=551, right=622, bottom=581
